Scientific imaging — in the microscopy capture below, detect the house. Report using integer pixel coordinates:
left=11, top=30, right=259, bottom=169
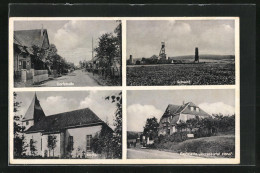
left=22, top=93, right=111, bottom=158
left=158, top=102, right=211, bottom=136
left=14, top=28, right=50, bottom=72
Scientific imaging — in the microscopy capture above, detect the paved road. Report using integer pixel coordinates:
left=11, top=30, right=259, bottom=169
left=127, top=148, right=200, bottom=159
left=39, top=70, right=100, bottom=87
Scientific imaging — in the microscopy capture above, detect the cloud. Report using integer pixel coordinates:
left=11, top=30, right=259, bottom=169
left=41, top=96, right=78, bottom=116
left=52, top=20, right=118, bottom=65
left=200, top=24, right=234, bottom=54
left=198, top=102, right=235, bottom=116
left=79, top=91, right=118, bottom=129
left=127, top=20, right=235, bottom=58
left=127, top=104, right=163, bottom=131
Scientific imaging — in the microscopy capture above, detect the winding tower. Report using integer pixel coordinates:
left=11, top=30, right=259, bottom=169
left=159, top=42, right=167, bottom=60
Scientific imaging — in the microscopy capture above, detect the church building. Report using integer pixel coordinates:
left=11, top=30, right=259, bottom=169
left=22, top=93, right=111, bottom=158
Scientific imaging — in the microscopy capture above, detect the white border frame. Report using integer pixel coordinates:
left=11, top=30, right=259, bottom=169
left=9, top=17, right=240, bottom=165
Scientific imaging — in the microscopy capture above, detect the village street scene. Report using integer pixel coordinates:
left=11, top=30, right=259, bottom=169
left=13, top=20, right=122, bottom=87
left=127, top=90, right=235, bottom=159
left=126, top=20, right=235, bottom=86
left=13, top=91, right=122, bottom=159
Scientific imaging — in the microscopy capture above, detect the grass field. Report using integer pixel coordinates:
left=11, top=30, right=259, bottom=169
left=127, top=63, right=235, bottom=86
left=156, top=135, right=235, bottom=158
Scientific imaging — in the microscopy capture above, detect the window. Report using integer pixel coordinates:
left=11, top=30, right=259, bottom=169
left=196, top=107, right=199, bottom=112
left=190, top=106, right=194, bottom=111
left=68, top=136, right=74, bottom=151
left=86, top=135, right=92, bottom=151
left=19, top=61, right=22, bottom=65
left=167, top=129, right=170, bottom=135
left=26, top=121, right=29, bottom=125
left=41, top=138, right=42, bottom=151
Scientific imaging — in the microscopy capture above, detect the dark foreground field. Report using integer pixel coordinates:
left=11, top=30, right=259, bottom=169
left=127, top=63, right=235, bottom=86
left=156, top=135, right=235, bottom=158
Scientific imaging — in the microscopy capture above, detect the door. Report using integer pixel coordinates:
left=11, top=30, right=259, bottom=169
left=22, top=61, right=26, bottom=69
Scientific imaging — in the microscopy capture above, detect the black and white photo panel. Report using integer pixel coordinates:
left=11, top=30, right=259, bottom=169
left=126, top=19, right=238, bottom=86
left=11, top=91, right=122, bottom=162
left=127, top=89, right=239, bottom=162
left=11, top=19, right=122, bottom=87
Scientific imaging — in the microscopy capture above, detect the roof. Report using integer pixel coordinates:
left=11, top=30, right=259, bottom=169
left=22, top=93, right=46, bottom=121
left=181, top=103, right=210, bottom=117
left=160, top=102, right=211, bottom=124
left=162, top=103, right=189, bottom=118
left=25, top=108, right=105, bottom=133
left=14, top=29, right=49, bottom=49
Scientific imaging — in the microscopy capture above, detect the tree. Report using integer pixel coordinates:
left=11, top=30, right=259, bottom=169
left=95, top=33, right=118, bottom=66
left=66, top=136, right=74, bottom=158
left=31, top=45, right=46, bottom=70
left=13, top=92, right=27, bottom=157
left=29, top=138, right=37, bottom=156
left=143, top=117, right=159, bottom=140
left=47, top=135, right=57, bottom=157
left=91, top=125, right=113, bottom=158
left=176, top=120, right=187, bottom=132
left=114, top=21, right=122, bottom=57
left=105, top=92, right=122, bottom=158
left=186, top=116, right=200, bottom=132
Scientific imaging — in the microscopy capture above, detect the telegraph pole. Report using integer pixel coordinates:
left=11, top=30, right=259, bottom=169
left=92, top=37, right=93, bottom=60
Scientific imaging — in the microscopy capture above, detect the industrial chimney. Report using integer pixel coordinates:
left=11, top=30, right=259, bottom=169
left=129, top=55, right=133, bottom=64
left=195, top=47, right=199, bottom=63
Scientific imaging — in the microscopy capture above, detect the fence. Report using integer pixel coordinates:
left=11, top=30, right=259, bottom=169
left=33, top=70, right=48, bottom=83
left=34, top=70, right=48, bottom=76
left=14, top=69, right=48, bottom=85
left=14, top=71, right=22, bottom=82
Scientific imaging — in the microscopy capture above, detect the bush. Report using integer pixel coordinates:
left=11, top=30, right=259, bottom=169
left=154, top=132, right=189, bottom=147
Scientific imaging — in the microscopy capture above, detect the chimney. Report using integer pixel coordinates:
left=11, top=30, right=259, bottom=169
left=130, top=55, right=133, bottom=64
left=195, top=47, right=199, bottom=62
left=41, top=24, right=43, bottom=37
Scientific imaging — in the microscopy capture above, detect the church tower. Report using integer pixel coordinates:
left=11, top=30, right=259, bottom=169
left=22, top=93, right=46, bottom=130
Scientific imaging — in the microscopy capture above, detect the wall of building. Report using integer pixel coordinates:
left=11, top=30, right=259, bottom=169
left=65, top=125, right=102, bottom=158
left=23, top=120, right=34, bottom=131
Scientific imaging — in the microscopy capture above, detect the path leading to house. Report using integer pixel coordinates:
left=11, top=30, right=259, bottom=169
left=127, top=148, right=200, bottom=159
left=38, top=70, right=100, bottom=87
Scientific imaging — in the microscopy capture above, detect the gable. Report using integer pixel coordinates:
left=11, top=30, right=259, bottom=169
left=22, top=94, right=46, bottom=122
left=161, top=103, right=189, bottom=119
left=181, top=102, right=211, bottom=117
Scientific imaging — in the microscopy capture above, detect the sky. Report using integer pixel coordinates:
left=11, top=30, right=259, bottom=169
left=127, top=89, right=235, bottom=132
left=14, top=91, right=120, bottom=129
left=127, top=20, right=235, bottom=59
left=14, top=20, right=119, bottom=65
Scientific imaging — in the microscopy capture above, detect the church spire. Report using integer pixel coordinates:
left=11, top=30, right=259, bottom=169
left=23, top=92, right=45, bottom=123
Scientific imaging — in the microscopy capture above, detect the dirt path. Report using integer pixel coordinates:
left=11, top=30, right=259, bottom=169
left=127, top=148, right=200, bottom=159
left=38, top=70, right=100, bottom=87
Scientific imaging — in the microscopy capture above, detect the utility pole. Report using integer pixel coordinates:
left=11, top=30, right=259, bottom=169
left=92, top=37, right=93, bottom=60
